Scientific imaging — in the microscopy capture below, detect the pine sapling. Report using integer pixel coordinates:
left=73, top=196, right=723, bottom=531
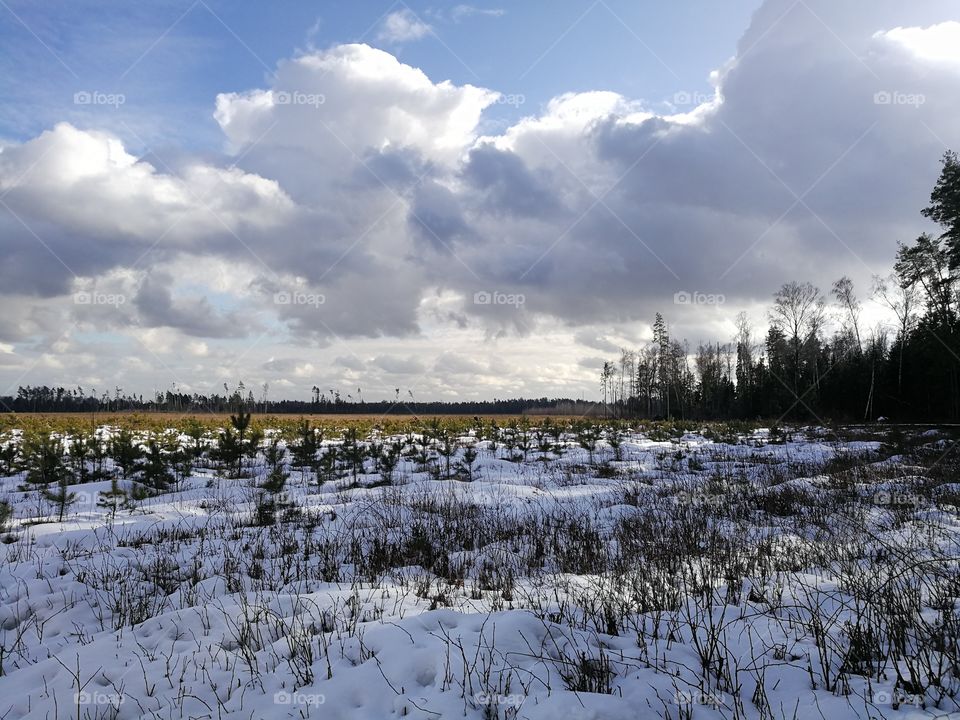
left=437, top=431, right=458, bottom=479
left=43, top=472, right=77, bottom=523
left=579, top=427, right=600, bottom=466
left=341, top=428, right=366, bottom=485
left=229, top=405, right=252, bottom=477
left=110, top=430, right=143, bottom=480
left=460, top=443, right=479, bottom=481
left=0, top=500, right=11, bottom=533
left=97, top=478, right=129, bottom=520
left=0, top=438, right=20, bottom=476
left=141, top=439, right=173, bottom=495
left=378, top=441, right=402, bottom=484
left=87, top=434, right=110, bottom=481
left=21, top=435, right=67, bottom=517
left=290, top=421, right=319, bottom=480
left=256, top=438, right=291, bottom=525
left=214, top=428, right=243, bottom=478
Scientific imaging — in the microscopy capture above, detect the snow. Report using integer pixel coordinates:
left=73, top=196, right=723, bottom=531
left=0, top=424, right=956, bottom=718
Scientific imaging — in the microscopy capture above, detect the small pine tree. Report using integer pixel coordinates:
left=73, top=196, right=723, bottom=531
left=341, top=428, right=365, bottom=484
left=110, top=430, right=143, bottom=479
left=262, top=438, right=289, bottom=492
left=255, top=438, right=291, bottom=525
left=290, top=420, right=320, bottom=480
left=460, top=443, right=478, bottom=481
left=378, top=441, right=402, bottom=484
left=413, top=432, right=434, bottom=471
left=43, top=473, right=77, bottom=522
left=436, top=431, right=458, bottom=478
left=579, top=427, right=599, bottom=466
left=214, top=428, right=243, bottom=477
left=183, top=421, right=207, bottom=459
left=0, top=500, right=11, bottom=533
left=21, top=435, right=68, bottom=520
left=0, top=438, right=20, bottom=476
left=607, top=428, right=623, bottom=461
left=97, top=478, right=129, bottom=520
left=67, top=434, right=91, bottom=484
left=22, top=434, right=66, bottom=488
left=536, top=427, right=553, bottom=459
left=126, top=481, right=152, bottom=509
left=317, top=446, right=339, bottom=483
left=141, top=439, right=173, bottom=495
left=171, top=443, right=194, bottom=489
left=229, top=405, right=252, bottom=477
left=87, top=434, right=110, bottom=481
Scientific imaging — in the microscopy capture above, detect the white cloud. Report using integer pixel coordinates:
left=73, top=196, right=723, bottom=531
left=875, top=21, right=960, bottom=68
left=0, top=123, right=293, bottom=247
left=215, top=44, right=498, bottom=173
left=377, top=9, right=432, bottom=44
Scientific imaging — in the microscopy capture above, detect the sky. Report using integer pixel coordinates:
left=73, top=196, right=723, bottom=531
left=0, top=0, right=958, bottom=402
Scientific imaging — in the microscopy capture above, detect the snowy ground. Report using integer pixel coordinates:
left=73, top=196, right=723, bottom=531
left=0, top=423, right=958, bottom=719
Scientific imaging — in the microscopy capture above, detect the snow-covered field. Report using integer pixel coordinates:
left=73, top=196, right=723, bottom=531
left=0, top=422, right=958, bottom=719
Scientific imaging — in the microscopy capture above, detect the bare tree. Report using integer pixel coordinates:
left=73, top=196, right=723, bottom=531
left=873, top=273, right=919, bottom=394
left=832, top=276, right=862, bottom=354
left=770, top=281, right=826, bottom=398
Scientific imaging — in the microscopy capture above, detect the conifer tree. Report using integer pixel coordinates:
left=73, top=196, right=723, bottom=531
left=110, top=430, right=143, bottom=480
left=97, top=478, right=129, bottom=520
left=140, top=438, right=173, bottom=495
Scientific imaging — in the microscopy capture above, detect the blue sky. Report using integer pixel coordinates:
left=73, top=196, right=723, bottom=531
left=0, top=0, right=759, bottom=152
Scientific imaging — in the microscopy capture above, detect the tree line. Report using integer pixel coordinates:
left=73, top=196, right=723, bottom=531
left=0, top=382, right=600, bottom=417
left=599, top=151, right=960, bottom=422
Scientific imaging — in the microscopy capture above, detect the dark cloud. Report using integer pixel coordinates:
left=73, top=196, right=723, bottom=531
left=134, top=273, right=250, bottom=339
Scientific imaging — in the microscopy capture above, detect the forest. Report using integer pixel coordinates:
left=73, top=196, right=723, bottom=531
left=599, top=151, right=960, bottom=422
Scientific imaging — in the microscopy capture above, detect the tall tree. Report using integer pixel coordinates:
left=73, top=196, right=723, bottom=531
left=922, top=150, right=960, bottom=270
left=832, top=276, right=863, bottom=354
left=652, top=313, right=671, bottom=417
left=873, top=273, right=918, bottom=395
left=770, top=281, right=826, bottom=408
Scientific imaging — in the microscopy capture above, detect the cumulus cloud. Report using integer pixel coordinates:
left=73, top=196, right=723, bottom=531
left=0, top=123, right=294, bottom=298
left=873, top=21, right=960, bottom=68
left=214, top=44, right=498, bottom=173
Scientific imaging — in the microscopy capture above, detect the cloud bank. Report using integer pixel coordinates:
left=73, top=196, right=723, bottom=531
left=1, top=0, right=958, bottom=399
